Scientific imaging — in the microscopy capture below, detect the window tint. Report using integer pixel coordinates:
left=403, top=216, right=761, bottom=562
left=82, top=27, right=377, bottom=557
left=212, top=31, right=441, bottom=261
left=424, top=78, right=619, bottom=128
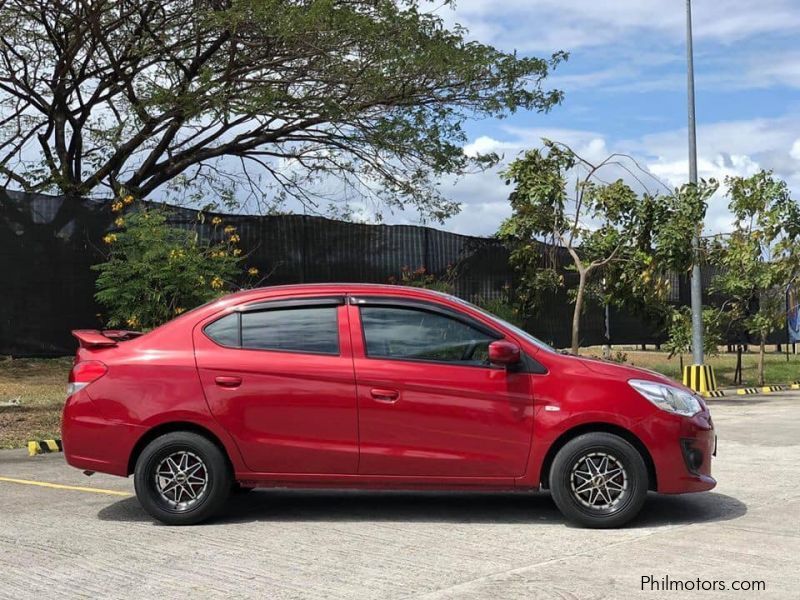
left=205, top=313, right=240, bottom=347
left=241, top=306, right=339, bottom=354
left=360, top=306, right=494, bottom=364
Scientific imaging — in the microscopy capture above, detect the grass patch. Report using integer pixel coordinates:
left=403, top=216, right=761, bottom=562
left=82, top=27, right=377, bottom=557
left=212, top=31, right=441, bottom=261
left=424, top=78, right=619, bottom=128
left=584, top=348, right=800, bottom=388
left=0, top=357, right=72, bottom=449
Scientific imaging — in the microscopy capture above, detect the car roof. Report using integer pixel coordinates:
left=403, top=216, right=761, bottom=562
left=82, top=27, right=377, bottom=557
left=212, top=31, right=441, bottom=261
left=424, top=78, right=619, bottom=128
left=220, top=283, right=454, bottom=302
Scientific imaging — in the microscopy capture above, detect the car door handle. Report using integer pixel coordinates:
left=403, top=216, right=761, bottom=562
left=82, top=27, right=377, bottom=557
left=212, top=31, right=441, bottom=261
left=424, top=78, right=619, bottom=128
left=370, top=388, right=399, bottom=403
left=215, top=376, right=242, bottom=388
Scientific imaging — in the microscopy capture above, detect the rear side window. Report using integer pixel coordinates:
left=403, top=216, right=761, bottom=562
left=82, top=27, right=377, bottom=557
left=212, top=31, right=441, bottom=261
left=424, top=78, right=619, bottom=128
left=205, top=306, right=339, bottom=355
left=204, top=313, right=240, bottom=347
left=360, top=306, right=494, bottom=364
left=242, top=307, right=338, bottom=354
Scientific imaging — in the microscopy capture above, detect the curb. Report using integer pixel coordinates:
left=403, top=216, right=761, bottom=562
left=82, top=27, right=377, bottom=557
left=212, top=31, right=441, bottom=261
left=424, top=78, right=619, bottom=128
left=761, top=385, right=786, bottom=393
left=736, top=388, right=760, bottom=395
left=28, top=439, right=63, bottom=456
left=703, top=390, right=725, bottom=398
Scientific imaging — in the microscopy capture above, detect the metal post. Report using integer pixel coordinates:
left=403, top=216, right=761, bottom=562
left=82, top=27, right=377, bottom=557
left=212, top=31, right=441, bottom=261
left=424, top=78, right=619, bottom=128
left=687, top=0, right=704, bottom=365
left=602, top=277, right=611, bottom=359
left=788, top=284, right=792, bottom=363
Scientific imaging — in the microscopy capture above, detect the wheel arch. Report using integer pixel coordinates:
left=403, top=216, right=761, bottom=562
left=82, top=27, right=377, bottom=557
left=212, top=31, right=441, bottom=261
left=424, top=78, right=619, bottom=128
left=127, top=421, right=234, bottom=476
left=538, top=422, right=657, bottom=491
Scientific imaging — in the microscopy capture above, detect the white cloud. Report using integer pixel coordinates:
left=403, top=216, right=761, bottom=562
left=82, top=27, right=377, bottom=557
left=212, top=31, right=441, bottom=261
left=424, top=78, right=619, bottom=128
left=434, top=116, right=800, bottom=237
left=433, top=0, right=800, bottom=96
left=791, top=139, right=800, bottom=161
left=444, top=0, right=800, bottom=52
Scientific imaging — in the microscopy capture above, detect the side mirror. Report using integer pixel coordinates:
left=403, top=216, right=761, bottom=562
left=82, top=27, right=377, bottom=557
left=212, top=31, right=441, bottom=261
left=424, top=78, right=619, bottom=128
left=488, top=339, right=521, bottom=367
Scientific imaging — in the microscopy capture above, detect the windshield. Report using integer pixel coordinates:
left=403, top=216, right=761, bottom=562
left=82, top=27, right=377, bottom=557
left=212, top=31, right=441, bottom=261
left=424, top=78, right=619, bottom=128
left=447, top=295, right=556, bottom=352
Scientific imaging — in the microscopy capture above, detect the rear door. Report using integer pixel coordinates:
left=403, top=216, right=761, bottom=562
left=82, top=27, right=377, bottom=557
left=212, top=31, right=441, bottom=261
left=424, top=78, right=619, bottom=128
left=194, top=296, right=358, bottom=474
left=349, top=296, right=534, bottom=478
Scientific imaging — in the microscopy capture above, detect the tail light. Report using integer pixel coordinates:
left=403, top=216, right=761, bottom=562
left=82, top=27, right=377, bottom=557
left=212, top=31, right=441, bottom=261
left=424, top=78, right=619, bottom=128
left=67, top=361, right=107, bottom=396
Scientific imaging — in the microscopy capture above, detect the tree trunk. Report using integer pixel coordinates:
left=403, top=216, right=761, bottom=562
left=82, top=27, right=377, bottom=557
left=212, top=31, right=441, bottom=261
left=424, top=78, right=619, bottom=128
left=679, top=354, right=684, bottom=373
left=571, top=270, right=587, bottom=355
left=735, top=345, right=743, bottom=385
left=758, top=336, right=766, bottom=386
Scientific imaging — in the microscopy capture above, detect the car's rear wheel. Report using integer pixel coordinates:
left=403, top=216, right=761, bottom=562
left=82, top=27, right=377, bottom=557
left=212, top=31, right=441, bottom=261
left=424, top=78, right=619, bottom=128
left=134, top=431, right=231, bottom=525
left=549, top=432, right=648, bottom=528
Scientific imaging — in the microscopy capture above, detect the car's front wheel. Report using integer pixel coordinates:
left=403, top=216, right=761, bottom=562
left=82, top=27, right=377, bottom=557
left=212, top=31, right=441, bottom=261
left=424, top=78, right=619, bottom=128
left=134, top=431, right=231, bottom=525
left=549, top=432, right=648, bottom=528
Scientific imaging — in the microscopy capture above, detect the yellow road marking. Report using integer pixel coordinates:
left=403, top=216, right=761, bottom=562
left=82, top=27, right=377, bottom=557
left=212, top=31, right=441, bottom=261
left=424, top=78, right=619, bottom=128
left=0, top=476, right=131, bottom=496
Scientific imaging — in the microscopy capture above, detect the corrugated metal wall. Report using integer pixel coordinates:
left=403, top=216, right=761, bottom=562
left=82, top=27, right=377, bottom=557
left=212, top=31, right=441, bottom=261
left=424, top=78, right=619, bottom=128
left=2, top=190, right=747, bottom=356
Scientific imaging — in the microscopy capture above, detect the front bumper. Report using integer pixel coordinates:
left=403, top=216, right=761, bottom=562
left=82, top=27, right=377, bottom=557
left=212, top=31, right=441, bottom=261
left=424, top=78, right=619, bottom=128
left=641, top=410, right=717, bottom=494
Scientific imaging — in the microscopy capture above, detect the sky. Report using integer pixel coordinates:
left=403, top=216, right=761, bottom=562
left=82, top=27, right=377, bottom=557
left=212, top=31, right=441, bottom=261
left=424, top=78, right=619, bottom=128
left=405, top=0, right=800, bottom=237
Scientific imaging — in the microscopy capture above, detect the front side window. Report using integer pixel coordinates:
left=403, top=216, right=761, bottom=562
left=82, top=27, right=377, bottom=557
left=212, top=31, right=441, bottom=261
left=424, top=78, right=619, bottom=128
left=360, top=306, right=495, bottom=365
left=205, top=306, right=339, bottom=355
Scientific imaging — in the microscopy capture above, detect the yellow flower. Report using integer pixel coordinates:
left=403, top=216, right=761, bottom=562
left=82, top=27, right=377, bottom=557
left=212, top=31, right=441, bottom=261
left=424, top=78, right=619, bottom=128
left=247, top=267, right=259, bottom=276
left=126, top=315, right=139, bottom=328
left=114, top=217, right=124, bottom=227
left=103, top=233, right=117, bottom=244
left=111, top=200, right=124, bottom=212
left=175, top=307, right=185, bottom=315
left=210, top=276, right=224, bottom=290
left=228, top=234, right=240, bottom=243
left=211, top=217, right=223, bottom=226
left=123, top=194, right=134, bottom=205
left=223, top=225, right=236, bottom=234
left=232, top=248, right=242, bottom=257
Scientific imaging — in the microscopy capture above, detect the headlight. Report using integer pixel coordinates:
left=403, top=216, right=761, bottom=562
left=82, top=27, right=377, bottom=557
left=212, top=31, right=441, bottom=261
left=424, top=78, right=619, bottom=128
left=628, top=379, right=702, bottom=417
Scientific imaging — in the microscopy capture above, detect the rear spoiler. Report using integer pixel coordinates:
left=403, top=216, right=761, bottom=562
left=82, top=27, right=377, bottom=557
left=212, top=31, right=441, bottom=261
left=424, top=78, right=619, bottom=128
left=72, top=329, right=143, bottom=348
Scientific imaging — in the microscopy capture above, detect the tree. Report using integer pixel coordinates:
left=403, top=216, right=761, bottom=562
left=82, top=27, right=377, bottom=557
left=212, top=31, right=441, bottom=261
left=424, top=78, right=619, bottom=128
left=0, top=0, right=565, bottom=220
left=499, top=140, right=714, bottom=354
left=93, top=198, right=256, bottom=329
left=664, top=306, right=723, bottom=373
left=710, top=171, right=800, bottom=385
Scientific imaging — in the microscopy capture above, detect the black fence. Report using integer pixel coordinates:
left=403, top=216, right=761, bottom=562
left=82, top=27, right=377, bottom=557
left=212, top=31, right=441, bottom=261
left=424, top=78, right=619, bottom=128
left=0, top=190, right=756, bottom=357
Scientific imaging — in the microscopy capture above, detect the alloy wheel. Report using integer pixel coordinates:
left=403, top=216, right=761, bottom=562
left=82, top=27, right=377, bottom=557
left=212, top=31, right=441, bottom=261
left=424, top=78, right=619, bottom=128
left=569, top=451, right=628, bottom=511
left=154, top=450, right=209, bottom=511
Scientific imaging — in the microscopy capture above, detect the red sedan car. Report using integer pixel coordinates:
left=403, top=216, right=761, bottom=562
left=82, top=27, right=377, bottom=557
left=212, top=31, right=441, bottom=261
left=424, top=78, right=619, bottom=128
left=63, top=284, right=715, bottom=527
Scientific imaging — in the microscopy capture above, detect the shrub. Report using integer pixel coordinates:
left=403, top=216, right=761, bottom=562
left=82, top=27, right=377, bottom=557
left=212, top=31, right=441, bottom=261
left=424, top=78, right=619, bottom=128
left=93, top=199, right=248, bottom=330
left=389, top=265, right=455, bottom=294
left=475, top=289, right=525, bottom=328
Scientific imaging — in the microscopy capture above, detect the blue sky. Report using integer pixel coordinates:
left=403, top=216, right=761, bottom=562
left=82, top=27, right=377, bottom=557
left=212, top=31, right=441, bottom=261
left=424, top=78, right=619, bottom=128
left=421, top=0, right=800, bottom=236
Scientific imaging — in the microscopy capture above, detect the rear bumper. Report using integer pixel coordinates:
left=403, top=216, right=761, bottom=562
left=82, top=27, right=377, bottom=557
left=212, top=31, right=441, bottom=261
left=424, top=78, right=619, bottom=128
left=61, top=390, right=143, bottom=477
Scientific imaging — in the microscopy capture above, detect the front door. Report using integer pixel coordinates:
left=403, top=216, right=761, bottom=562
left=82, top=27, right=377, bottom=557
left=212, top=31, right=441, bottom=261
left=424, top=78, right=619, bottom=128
left=194, top=297, right=358, bottom=474
left=349, top=298, right=534, bottom=478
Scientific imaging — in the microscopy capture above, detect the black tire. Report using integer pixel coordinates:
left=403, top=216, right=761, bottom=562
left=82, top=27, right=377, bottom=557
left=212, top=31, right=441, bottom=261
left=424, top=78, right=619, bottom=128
left=134, top=431, right=231, bottom=525
left=549, top=432, right=648, bottom=528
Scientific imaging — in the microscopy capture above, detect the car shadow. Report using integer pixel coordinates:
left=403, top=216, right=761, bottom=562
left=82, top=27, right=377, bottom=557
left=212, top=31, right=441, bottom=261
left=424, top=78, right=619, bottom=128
left=98, top=489, right=746, bottom=528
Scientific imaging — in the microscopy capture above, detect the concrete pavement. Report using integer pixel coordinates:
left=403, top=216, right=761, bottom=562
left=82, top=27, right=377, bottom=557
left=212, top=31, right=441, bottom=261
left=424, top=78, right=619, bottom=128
left=1, top=392, right=799, bottom=599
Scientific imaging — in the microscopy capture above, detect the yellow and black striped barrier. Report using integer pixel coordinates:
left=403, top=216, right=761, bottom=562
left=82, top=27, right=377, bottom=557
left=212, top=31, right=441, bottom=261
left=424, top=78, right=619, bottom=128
left=27, top=439, right=62, bottom=456
left=761, top=385, right=785, bottom=393
left=703, top=390, right=725, bottom=398
left=683, top=364, right=718, bottom=395
left=736, top=388, right=759, bottom=395
left=791, top=381, right=800, bottom=390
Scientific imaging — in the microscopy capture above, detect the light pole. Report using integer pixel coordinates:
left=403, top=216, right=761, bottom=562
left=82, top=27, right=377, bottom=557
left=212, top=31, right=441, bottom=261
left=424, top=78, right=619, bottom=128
left=686, top=0, right=704, bottom=366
